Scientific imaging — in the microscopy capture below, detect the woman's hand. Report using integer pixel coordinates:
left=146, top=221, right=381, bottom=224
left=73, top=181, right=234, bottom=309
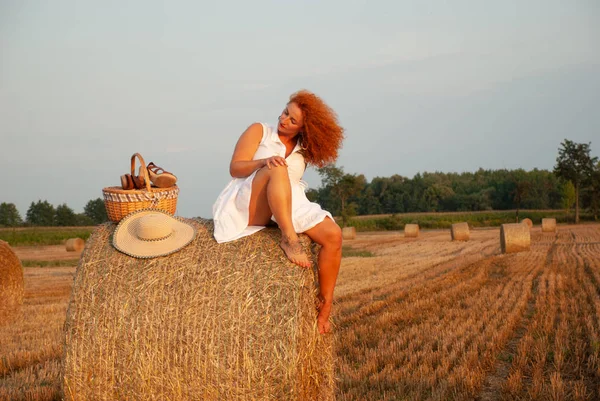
left=264, top=156, right=287, bottom=169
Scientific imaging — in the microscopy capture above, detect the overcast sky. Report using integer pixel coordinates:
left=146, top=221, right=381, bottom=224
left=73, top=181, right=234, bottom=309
left=1, top=1, right=598, bottom=219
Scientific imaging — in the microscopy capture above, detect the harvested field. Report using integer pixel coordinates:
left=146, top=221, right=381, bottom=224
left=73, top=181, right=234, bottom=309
left=0, top=266, right=74, bottom=401
left=337, top=224, right=600, bottom=400
left=2, top=224, right=600, bottom=400
left=11, top=245, right=83, bottom=262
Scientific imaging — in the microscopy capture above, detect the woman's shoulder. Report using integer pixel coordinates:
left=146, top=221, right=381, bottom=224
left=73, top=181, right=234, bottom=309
left=239, top=122, right=268, bottom=141
left=254, top=122, right=274, bottom=132
left=245, top=122, right=274, bottom=135
left=248, top=122, right=277, bottom=144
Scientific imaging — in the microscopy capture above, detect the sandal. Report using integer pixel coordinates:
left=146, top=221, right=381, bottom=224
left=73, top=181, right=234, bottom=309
left=131, top=174, right=146, bottom=189
left=147, top=162, right=177, bottom=188
left=120, top=174, right=134, bottom=190
left=120, top=173, right=146, bottom=190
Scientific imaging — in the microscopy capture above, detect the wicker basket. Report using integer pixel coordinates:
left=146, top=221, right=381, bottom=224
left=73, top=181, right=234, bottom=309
left=102, top=153, right=179, bottom=222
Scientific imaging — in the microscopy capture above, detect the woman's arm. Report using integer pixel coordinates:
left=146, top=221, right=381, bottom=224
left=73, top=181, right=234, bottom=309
left=229, top=123, right=287, bottom=178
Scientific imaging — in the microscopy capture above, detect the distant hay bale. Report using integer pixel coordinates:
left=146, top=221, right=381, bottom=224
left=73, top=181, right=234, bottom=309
left=542, top=218, right=557, bottom=232
left=404, top=224, right=419, bottom=238
left=65, top=238, right=85, bottom=252
left=500, top=223, right=531, bottom=254
left=63, top=219, right=334, bottom=401
left=342, top=226, right=356, bottom=240
left=451, top=222, right=470, bottom=241
left=0, top=240, right=24, bottom=321
left=521, top=218, right=533, bottom=229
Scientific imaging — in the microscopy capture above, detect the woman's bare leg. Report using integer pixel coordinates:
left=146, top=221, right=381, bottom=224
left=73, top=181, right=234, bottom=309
left=304, top=217, right=342, bottom=334
left=248, top=166, right=311, bottom=268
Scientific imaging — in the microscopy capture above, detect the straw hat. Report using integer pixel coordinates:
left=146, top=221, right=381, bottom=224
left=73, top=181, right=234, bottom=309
left=113, top=209, right=196, bottom=258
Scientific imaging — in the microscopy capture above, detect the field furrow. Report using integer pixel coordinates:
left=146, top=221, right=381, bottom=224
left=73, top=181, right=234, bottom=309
left=0, top=267, right=74, bottom=401
left=481, top=227, right=600, bottom=400
left=336, top=231, right=548, bottom=400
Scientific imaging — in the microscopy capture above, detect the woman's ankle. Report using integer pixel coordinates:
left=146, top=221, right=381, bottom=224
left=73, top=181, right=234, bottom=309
left=281, top=232, right=299, bottom=244
left=279, top=233, right=311, bottom=268
left=317, top=294, right=333, bottom=309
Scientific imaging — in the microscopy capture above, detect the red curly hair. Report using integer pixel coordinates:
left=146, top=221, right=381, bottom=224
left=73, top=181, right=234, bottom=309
left=289, top=90, right=344, bottom=168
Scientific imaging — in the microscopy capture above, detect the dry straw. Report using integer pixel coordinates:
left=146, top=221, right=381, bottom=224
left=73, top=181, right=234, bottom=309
left=342, top=226, right=356, bottom=240
left=62, top=219, right=334, bottom=401
left=500, top=223, right=531, bottom=254
left=404, top=223, right=419, bottom=238
left=542, top=218, right=557, bottom=232
left=450, top=222, right=470, bottom=241
left=0, top=240, right=24, bottom=322
left=65, top=238, right=85, bottom=252
left=521, top=218, right=533, bottom=229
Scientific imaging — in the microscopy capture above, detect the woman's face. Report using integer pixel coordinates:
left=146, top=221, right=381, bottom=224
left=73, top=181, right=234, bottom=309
left=277, top=102, right=304, bottom=137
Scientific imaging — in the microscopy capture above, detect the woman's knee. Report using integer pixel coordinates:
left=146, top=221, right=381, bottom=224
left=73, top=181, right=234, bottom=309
left=263, top=164, right=289, bottom=177
left=324, top=222, right=342, bottom=250
left=253, top=166, right=290, bottom=194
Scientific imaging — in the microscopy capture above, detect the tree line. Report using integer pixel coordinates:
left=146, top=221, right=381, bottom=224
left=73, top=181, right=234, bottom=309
left=0, top=199, right=107, bottom=227
left=1, top=139, right=598, bottom=227
left=308, top=139, right=600, bottom=225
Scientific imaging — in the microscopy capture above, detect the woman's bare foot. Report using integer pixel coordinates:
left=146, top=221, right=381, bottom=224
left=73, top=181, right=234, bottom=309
left=316, top=296, right=332, bottom=334
left=279, top=235, right=312, bottom=268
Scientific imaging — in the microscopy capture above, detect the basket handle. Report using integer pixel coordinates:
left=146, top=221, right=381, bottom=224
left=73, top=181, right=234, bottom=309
left=130, top=153, right=152, bottom=192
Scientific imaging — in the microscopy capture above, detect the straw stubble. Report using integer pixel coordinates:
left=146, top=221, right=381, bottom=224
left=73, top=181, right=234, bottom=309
left=62, top=219, right=334, bottom=401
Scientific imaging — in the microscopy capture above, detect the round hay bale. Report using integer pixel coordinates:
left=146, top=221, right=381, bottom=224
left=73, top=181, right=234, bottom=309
left=0, top=240, right=24, bottom=321
left=342, top=226, right=356, bottom=240
left=500, top=223, right=531, bottom=254
left=521, top=218, right=533, bottom=229
left=63, top=219, right=334, bottom=401
left=404, top=223, right=419, bottom=238
left=65, top=238, right=85, bottom=252
left=451, top=222, right=470, bottom=241
left=542, top=218, right=557, bottom=233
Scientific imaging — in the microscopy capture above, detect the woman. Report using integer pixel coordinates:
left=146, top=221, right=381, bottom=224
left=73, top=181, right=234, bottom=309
left=212, top=90, right=344, bottom=334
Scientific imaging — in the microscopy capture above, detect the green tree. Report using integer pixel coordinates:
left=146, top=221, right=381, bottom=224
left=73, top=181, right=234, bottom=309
left=560, top=181, right=576, bottom=214
left=358, top=187, right=382, bottom=215
left=369, top=175, right=406, bottom=213
left=585, top=162, right=600, bottom=220
left=75, top=213, right=95, bottom=226
left=55, top=203, right=78, bottom=226
left=510, top=169, right=531, bottom=222
left=0, top=202, right=23, bottom=227
left=554, top=139, right=598, bottom=223
left=305, top=188, right=319, bottom=203
left=338, top=174, right=366, bottom=225
left=423, top=184, right=455, bottom=212
left=521, top=169, right=561, bottom=209
left=84, top=198, right=108, bottom=224
left=26, top=200, right=55, bottom=226
left=317, top=165, right=365, bottom=226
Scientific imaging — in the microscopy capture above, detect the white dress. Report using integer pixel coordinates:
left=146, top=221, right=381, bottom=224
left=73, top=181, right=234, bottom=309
left=212, top=123, right=333, bottom=243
